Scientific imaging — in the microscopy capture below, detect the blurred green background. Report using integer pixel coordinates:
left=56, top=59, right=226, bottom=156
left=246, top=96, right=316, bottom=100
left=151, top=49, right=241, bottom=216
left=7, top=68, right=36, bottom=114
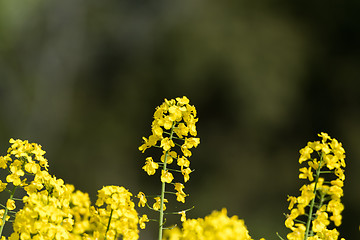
left=0, top=0, right=359, bottom=239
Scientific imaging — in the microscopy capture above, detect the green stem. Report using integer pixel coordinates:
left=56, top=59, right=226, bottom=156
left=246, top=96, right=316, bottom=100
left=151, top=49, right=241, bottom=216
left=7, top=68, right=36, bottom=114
left=158, top=178, right=166, bottom=240
left=276, top=232, right=285, bottom=240
left=104, top=209, right=113, bottom=240
left=304, top=154, right=323, bottom=240
left=0, top=186, right=17, bottom=237
left=158, top=123, right=175, bottom=240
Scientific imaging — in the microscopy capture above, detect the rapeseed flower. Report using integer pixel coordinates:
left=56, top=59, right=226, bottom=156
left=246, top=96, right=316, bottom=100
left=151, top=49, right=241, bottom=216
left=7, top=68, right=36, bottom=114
left=139, top=214, right=149, bottom=229
left=163, top=208, right=263, bottom=240
left=0, top=138, right=50, bottom=236
left=138, top=96, right=199, bottom=237
left=161, top=170, right=174, bottom=183
left=153, top=197, right=168, bottom=211
left=0, top=139, right=142, bottom=240
left=284, top=133, right=346, bottom=240
left=91, top=185, right=139, bottom=240
left=5, top=200, right=15, bottom=211
left=136, top=192, right=147, bottom=208
left=142, top=157, right=159, bottom=175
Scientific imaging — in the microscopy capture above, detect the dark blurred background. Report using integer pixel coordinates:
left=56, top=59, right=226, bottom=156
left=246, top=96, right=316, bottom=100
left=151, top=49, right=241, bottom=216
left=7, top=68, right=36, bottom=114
left=0, top=0, right=359, bottom=239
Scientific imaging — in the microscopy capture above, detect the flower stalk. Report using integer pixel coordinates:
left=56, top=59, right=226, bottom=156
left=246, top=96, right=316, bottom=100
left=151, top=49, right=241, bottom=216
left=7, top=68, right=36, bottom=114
left=283, top=133, right=346, bottom=240
left=158, top=123, right=175, bottom=240
left=304, top=153, right=323, bottom=239
left=137, top=96, right=200, bottom=240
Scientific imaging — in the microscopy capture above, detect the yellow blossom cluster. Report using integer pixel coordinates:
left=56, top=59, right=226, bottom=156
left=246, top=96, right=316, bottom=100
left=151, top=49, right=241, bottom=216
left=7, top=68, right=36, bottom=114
left=163, top=208, right=265, bottom=240
left=285, top=133, right=346, bottom=240
left=0, top=105, right=351, bottom=240
left=0, top=138, right=48, bottom=189
left=139, top=96, right=199, bottom=184
left=0, top=139, right=141, bottom=240
left=90, top=186, right=139, bottom=240
left=137, top=96, right=199, bottom=224
left=10, top=184, right=73, bottom=239
left=66, top=184, right=93, bottom=239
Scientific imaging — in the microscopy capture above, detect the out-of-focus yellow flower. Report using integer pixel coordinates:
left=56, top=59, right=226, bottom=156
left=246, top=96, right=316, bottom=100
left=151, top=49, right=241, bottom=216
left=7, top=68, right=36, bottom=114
left=164, top=209, right=260, bottom=240
left=179, top=211, right=186, bottom=222
left=0, top=180, right=7, bottom=193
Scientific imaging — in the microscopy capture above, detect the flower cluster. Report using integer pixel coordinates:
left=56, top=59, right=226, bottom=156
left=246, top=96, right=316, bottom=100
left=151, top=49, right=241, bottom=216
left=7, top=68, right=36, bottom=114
left=163, top=208, right=264, bottom=240
left=0, top=102, right=350, bottom=240
left=137, top=96, right=199, bottom=227
left=284, top=133, right=346, bottom=240
left=139, top=96, right=199, bottom=184
left=90, top=186, right=139, bottom=240
left=0, top=139, right=142, bottom=240
left=66, top=184, right=93, bottom=239
left=10, top=179, right=73, bottom=240
left=0, top=138, right=48, bottom=187
left=0, top=138, right=50, bottom=234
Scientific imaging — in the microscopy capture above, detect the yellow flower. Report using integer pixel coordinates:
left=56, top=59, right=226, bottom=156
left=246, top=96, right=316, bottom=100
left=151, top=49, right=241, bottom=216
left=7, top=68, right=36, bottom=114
left=153, top=197, right=168, bottom=211
left=139, top=135, right=160, bottom=153
left=318, top=132, right=331, bottom=142
left=299, top=146, right=313, bottom=163
left=330, top=213, right=342, bottom=227
left=0, top=156, right=11, bottom=169
left=312, top=209, right=330, bottom=233
left=138, top=97, right=199, bottom=230
left=174, top=182, right=185, bottom=193
left=139, top=214, right=149, bottom=229
left=184, top=137, right=200, bottom=149
left=179, top=211, right=186, bottom=222
left=164, top=209, right=257, bottom=240
left=93, top=185, right=139, bottom=239
left=174, top=122, right=189, bottom=138
left=176, top=96, right=190, bottom=105
left=161, top=170, right=174, bottom=183
left=174, top=183, right=186, bottom=203
left=297, top=184, right=315, bottom=206
left=160, top=137, right=175, bottom=151
left=6, top=199, right=16, bottom=211
left=137, top=192, right=147, bottom=207
left=287, top=223, right=305, bottom=240
left=285, top=133, right=346, bottom=239
left=180, top=145, right=192, bottom=157
left=299, top=167, right=314, bottom=181
left=328, top=185, right=343, bottom=199
left=181, top=167, right=192, bottom=182
left=142, top=157, right=159, bottom=175
left=287, top=196, right=297, bottom=210
left=334, top=168, right=345, bottom=181
left=161, top=151, right=177, bottom=164
left=324, top=154, right=340, bottom=170
left=0, top=180, right=7, bottom=192
left=168, top=105, right=182, bottom=122
left=177, top=157, right=190, bottom=168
